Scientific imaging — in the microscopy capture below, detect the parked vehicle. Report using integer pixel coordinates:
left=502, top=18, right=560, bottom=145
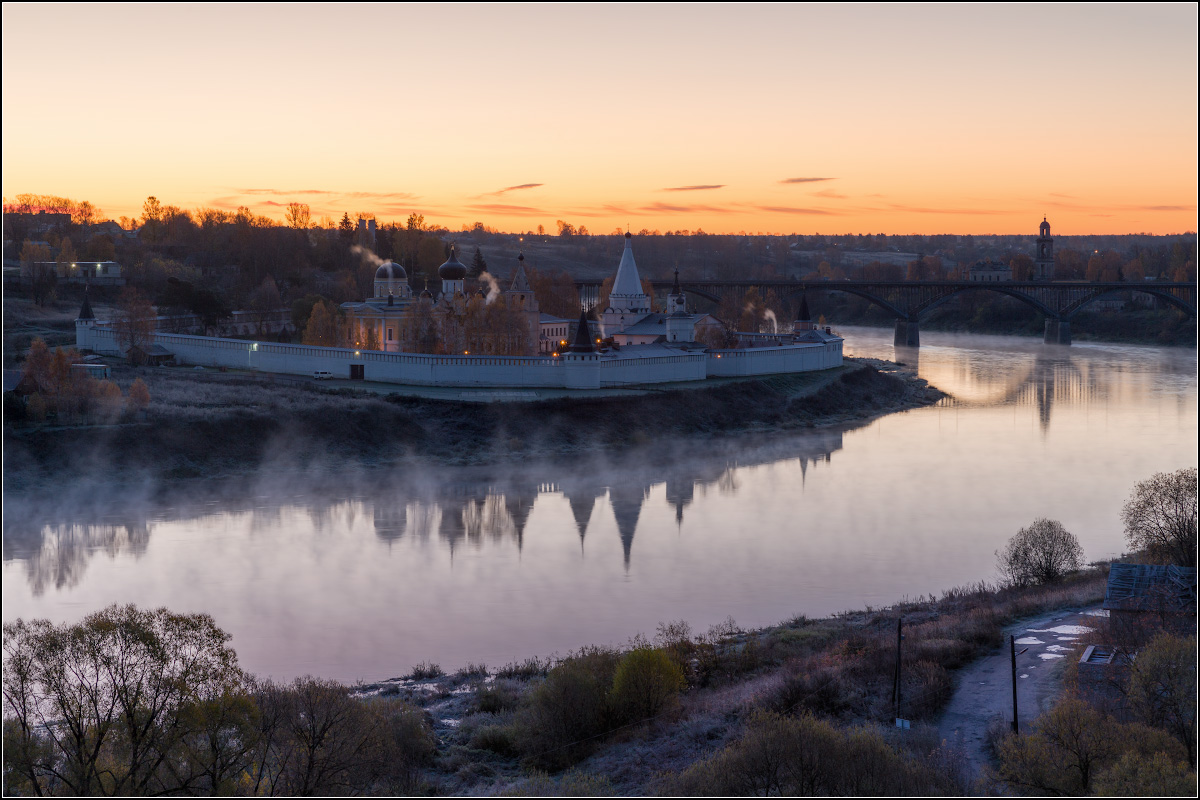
left=313, top=370, right=334, bottom=380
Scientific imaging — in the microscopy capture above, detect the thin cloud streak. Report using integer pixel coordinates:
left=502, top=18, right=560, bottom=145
left=487, top=183, right=544, bottom=196
left=661, top=184, right=725, bottom=192
left=781, top=177, right=835, bottom=184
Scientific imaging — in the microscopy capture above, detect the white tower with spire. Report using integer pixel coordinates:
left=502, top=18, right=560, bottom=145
left=603, top=232, right=652, bottom=333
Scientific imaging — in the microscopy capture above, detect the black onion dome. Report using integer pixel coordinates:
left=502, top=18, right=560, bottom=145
left=438, top=246, right=467, bottom=280
left=375, top=261, right=407, bottom=280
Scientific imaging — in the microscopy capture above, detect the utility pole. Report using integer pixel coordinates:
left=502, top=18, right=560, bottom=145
left=894, top=617, right=903, bottom=725
left=1010, top=634, right=1019, bottom=735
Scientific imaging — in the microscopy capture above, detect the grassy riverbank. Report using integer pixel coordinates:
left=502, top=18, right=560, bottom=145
left=353, top=566, right=1110, bottom=794
left=3, top=358, right=942, bottom=489
left=3, top=567, right=1115, bottom=797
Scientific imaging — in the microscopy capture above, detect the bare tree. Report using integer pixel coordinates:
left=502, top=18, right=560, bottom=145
left=996, top=518, right=1084, bottom=586
left=114, top=287, right=156, bottom=363
left=1120, top=468, right=1197, bottom=566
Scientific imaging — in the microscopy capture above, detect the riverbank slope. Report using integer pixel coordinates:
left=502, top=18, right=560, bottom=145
left=3, top=358, right=942, bottom=488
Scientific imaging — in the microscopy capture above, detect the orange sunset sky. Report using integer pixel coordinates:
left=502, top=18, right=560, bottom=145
left=3, top=3, right=1196, bottom=235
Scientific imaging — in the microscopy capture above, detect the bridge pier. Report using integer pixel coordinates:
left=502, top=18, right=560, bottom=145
left=894, top=318, right=920, bottom=347
left=1043, top=318, right=1072, bottom=345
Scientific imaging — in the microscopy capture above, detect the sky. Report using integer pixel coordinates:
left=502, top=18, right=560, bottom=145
left=3, top=3, right=1197, bottom=235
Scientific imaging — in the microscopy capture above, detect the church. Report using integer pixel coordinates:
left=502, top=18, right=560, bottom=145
left=339, top=247, right=541, bottom=356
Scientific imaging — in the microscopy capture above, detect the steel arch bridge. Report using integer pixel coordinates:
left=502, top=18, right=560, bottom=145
left=575, top=280, right=1197, bottom=346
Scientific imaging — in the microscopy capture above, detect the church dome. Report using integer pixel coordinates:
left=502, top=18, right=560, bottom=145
left=375, top=261, right=407, bottom=281
left=438, top=247, right=467, bottom=280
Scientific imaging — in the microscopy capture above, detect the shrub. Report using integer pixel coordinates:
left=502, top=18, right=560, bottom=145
left=514, top=646, right=621, bottom=770
left=497, top=656, right=550, bottom=681
left=770, top=662, right=853, bottom=717
left=993, top=698, right=1187, bottom=795
left=996, top=518, right=1084, bottom=586
left=476, top=679, right=523, bottom=714
left=1126, top=632, right=1197, bottom=766
left=610, top=647, right=685, bottom=723
left=469, top=724, right=519, bottom=757
left=663, top=710, right=960, bottom=796
left=407, top=661, right=444, bottom=680
left=128, top=377, right=151, bottom=411
left=1093, top=751, right=1197, bottom=796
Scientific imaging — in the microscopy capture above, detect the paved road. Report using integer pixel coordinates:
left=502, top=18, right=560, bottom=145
left=937, top=606, right=1104, bottom=776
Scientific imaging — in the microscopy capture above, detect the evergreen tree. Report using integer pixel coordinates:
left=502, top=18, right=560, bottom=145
left=338, top=212, right=354, bottom=242
left=471, top=246, right=488, bottom=278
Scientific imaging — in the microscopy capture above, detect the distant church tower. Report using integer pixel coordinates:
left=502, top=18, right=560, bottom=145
left=1034, top=217, right=1055, bottom=281
left=667, top=268, right=687, bottom=314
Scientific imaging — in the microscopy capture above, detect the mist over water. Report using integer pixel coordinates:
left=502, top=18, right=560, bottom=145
left=4, top=327, right=1195, bottom=682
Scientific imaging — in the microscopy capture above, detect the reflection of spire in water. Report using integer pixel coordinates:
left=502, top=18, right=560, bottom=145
left=438, top=499, right=468, bottom=556
left=562, top=480, right=606, bottom=552
left=664, top=475, right=695, bottom=527
left=503, top=485, right=538, bottom=553
left=608, top=483, right=649, bottom=569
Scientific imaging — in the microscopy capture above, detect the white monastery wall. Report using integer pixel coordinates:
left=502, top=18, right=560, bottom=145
left=79, top=325, right=840, bottom=388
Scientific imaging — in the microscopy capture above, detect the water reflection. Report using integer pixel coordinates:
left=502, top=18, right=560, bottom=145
left=4, top=330, right=1193, bottom=682
left=4, top=430, right=847, bottom=595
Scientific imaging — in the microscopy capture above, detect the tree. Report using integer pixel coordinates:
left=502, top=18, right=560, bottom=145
left=2, top=605, right=248, bottom=797
left=20, top=240, right=55, bottom=306
left=302, top=300, right=341, bottom=347
left=285, top=203, right=311, bottom=230
left=338, top=212, right=355, bottom=242
left=114, top=287, right=157, bottom=363
left=996, top=518, right=1084, bottom=586
left=1009, top=254, right=1034, bottom=281
left=248, top=276, right=283, bottom=335
left=470, top=246, right=487, bottom=279
left=1120, top=468, right=1197, bottom=566
left=141, top=196, right=163, bottom=243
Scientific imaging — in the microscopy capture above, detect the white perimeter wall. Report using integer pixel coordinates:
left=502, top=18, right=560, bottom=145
left=79, top=325, right=840, bottom=388
left=706, top=342, right=842, bottom=376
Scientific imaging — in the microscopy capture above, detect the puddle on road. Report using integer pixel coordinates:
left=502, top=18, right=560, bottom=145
left=1028, top=625, right=1093, bottom=635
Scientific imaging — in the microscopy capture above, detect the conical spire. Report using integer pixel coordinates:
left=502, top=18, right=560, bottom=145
left=610, top=232, right=643, bottom=297
left=796, top=292, right=811, bottom=322
left=569, top=308, right=594, bottom=353
left=77, top=285, right=95, bottom=320
left=672, top=267, right=681, bottom=295
left=509, top=253, right=531, bottom=292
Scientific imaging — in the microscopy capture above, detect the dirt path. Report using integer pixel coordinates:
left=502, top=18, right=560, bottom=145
left=937, top=605, right=1105, bottom=776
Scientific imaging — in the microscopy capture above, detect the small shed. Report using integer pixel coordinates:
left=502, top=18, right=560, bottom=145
left=127, top=343, right=174, bottom=366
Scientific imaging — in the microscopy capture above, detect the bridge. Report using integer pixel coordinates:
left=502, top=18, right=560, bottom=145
left=575, top=280, right=1197, bottom=346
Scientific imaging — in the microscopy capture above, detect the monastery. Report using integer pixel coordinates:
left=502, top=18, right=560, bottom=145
left=76, top=233, right=843, bottom=390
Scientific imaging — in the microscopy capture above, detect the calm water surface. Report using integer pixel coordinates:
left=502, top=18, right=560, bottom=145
left=4, top=328, right=1196, bottom=681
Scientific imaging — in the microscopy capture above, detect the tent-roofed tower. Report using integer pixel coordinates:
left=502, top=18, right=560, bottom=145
left=608, top=232, right=650, bottom=315
left=793, top=292, right=816, bottom=333
left=602, top=232, right=653, bottom=335
left=503, top=253, right=540, bottom=355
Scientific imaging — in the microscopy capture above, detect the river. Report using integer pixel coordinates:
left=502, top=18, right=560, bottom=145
left=3, top=328, right=1195, bottom=682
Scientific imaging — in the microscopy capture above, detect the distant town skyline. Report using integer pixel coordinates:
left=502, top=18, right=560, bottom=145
left=2, top=3, right=1196, bottom=235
